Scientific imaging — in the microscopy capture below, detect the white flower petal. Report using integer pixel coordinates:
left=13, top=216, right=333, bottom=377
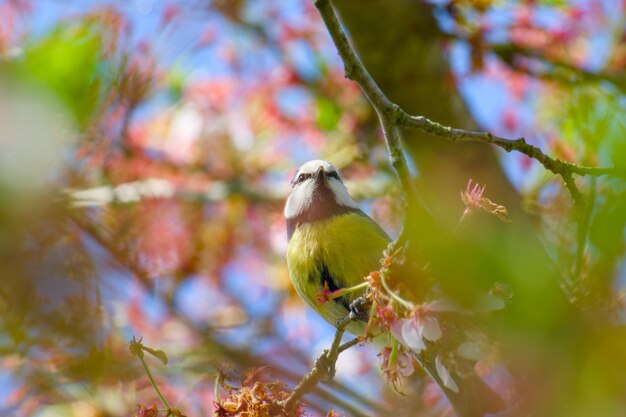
left=390, top=319, right=404, bottom=342
left=427, top=298, right=471, bottom=314
left=401, top=319, right=425, bottom=352
left=457, top=341, right=483, bottom=361
left=435, top=356, right=459, bottom=393
left=418, top=316, right=442, bottom=341
left=397, top=352, right=415, bottom=377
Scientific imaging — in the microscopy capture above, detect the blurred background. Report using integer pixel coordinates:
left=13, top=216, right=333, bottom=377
left=0, top=0, right=625, bottom=416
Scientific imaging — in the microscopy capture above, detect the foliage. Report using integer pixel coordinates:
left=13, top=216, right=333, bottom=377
left=0, top=0, right=625, bottom=416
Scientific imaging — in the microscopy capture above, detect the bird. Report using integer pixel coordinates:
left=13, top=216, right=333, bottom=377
left=284, top=159, right=505, bottom=417
left=284, top=159, right=390, bottom=334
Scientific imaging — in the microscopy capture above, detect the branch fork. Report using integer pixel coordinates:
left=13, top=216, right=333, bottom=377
left=279, top=297, right=367, bottom=413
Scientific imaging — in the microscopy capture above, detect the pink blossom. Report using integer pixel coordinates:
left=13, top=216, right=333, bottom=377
left=461, top=179, right=511, bottom=223
left=391, top=313, right=442, bottom=354
left=378, top=346, right=414, bottom=391
left=435, top=356, right=459, bottom=393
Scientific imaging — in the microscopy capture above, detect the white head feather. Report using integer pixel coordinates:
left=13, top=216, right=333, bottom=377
left=284, top=160, right=357, bottom=219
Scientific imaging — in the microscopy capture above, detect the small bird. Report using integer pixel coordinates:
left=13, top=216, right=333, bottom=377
left=284, top=160, right=504, bottom=417
left=284, top=160, right=390, bottom=335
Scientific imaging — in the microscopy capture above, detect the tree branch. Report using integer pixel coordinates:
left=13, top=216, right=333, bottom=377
left=314, top=0, right=420, bottom=210
left=491, top=43, right=626, bottom=94
left=397, top=113, right=626, bottom=204
left=313, top=0, right=624, bottom=207
left=279, top=309, right=360, bottom=412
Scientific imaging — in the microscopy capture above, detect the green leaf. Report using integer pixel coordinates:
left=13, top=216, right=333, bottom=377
left=166, top=66, right=185, bottom=102
left=316, top=96, right=341, bottom=131
left=21, top=23, right=104, bottom=127
left=589, top=192, right=626, bottom=257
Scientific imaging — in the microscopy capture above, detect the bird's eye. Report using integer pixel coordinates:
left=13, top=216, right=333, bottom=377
left=294, top=173, right=311, bottom=185
left=328, top=171, right=341, bottom=181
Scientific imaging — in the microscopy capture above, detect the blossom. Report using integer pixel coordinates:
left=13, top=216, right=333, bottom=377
left=214, top=380, right=295, bottom=417
left=435, top=356, right=459, bottom=393
left=133, top=404, right=158, bottom=417
left=315, top=286, right=334, bottom=306
left=457, top=341, right=483, bottom=361
left=461, top=179, right=486, bottom=212
left=461, top=179, right=511, bottom=223
left=375, top=305, right=398, bottom=328
left=378, top=346, right=414, bottom=392
left=365, top=270, right=389, bottom=307
left=390, top=312, right=442, bottom=354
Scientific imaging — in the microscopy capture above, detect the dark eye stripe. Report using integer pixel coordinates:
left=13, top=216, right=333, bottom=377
left=293, top=173, right=312, bottom=185
left=291, top=169, right=342, bottom=186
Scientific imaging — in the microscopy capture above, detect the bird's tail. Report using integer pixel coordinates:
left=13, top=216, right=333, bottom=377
left=421, top=359, right=505, bottom=417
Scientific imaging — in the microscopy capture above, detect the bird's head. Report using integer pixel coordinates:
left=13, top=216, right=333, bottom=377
left=284, top=159, right=358, bottom=224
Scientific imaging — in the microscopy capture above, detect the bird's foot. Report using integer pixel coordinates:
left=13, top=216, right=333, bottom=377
left=348, top=296, right=370, bottom=320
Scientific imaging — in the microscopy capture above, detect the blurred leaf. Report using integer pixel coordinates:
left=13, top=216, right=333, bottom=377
left=144, top=347, right=169, bottom=366
left=166, top=66, right=186, bottom=102
left=590, top=191, right=626, bottom=257
left=316, top=96, right=341, bottom=131
left=21, top=23, right=104, bottom=127
left=606, top=129, right=626, bottom=169
left=539, top=0, right=566, bottom=5
left=550, top=86, right=626, bottom=161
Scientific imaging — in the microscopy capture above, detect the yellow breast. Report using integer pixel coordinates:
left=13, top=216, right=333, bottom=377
left=286, top=212, right=390, bottom=332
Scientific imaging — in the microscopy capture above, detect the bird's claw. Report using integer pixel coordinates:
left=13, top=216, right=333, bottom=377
left=349, top=296, right=370, bottom=320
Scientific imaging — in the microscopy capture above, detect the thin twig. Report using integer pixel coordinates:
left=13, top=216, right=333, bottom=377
left=380, top=270, right=414, bottom=310
left=140, top=356, right=172, bottom=410
left=338, top=337, right=360, bottom=354
left=313, top=0, right=420, bottom=210
left=128, top=336, right=172, bottom=410
left=280, top=309, right=358, bottom=412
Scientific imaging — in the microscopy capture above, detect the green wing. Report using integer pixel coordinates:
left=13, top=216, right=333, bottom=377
left=354, top=209, right=392, bottom=242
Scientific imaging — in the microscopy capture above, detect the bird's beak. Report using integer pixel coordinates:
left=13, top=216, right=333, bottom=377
left=315, top=165, right=325, bottom=183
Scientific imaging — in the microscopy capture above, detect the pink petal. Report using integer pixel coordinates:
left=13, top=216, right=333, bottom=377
left=427, top=298, right=471, bottom=314
left=401, top=318, right=425, bottom=352
left=435, top=356, right=459, bottom=393
left=457, top=341, right=483, bottom=361
left=389, top=319, right=404, bottom=341
left=397, top=352, right=415, bottom=377
left=418, top=316, right=442, bottom=341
